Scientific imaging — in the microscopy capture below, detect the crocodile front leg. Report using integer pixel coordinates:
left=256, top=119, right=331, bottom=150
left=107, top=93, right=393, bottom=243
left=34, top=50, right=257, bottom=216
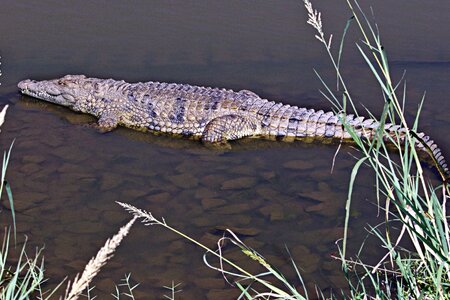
left=201, top=115, right=260, bottom=143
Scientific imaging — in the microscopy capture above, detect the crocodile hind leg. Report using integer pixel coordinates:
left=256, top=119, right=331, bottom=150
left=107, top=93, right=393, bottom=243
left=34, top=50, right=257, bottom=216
left=201, top=115, right=260, bottom=143
left=96, top=111, right=120, bottom=132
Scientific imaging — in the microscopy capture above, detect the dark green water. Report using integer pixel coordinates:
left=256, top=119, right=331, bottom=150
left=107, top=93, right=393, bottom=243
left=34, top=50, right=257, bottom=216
left=0, top=1, right=449, bottom=299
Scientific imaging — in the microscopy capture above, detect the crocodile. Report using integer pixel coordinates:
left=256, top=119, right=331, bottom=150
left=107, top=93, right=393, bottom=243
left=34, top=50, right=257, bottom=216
left=18, top=74, right=448, bottom=177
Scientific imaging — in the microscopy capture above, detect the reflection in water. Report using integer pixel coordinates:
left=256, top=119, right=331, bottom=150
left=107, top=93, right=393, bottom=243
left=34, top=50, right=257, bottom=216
left=0, top=0, right=449, bottom=298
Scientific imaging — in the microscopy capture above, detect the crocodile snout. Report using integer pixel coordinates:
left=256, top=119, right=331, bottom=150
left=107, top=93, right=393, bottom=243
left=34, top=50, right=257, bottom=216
left=18, top=79, right=34, bottom=91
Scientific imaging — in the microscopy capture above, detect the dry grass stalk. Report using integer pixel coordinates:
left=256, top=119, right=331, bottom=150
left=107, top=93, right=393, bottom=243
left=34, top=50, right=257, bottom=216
left=116, top=201, right=161, bottom=225
left=62, top=217, right=137, bottom=300
left=303, top=0, right=332, bottom=49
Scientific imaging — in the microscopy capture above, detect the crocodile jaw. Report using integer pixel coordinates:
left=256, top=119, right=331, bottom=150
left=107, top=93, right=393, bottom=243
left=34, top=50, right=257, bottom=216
left=18, top=79, right=75, bottom=107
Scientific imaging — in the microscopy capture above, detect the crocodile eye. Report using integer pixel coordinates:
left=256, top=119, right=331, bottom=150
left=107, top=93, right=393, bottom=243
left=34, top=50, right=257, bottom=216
left=58, top=80, right=67, bottom=86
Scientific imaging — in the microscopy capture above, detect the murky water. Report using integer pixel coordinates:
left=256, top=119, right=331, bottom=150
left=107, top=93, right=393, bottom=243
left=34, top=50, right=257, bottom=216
left=0, top=1, right=449, bottom=298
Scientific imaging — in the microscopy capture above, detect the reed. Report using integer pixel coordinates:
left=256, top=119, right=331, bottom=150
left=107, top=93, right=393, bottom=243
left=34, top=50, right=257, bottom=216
left=303, top=0, right=450, bottom=298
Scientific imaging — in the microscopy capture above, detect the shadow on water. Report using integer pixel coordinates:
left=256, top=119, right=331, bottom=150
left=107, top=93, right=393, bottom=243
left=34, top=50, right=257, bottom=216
left=0, top=0, right=449, bottom=298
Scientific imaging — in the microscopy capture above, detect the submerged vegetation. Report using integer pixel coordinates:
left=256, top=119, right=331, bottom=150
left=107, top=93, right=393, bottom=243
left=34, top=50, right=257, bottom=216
left=1, top=0, right=449, bottom=299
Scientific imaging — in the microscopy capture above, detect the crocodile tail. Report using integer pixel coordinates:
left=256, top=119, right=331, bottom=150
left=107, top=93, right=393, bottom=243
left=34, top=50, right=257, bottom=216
left=283, top=107, right=448, bottom=180
left=265, top=106, right=448, bottom=179
left=336, top=114, right=449, bottom=181
left=409, top=131, right=449, bottom=182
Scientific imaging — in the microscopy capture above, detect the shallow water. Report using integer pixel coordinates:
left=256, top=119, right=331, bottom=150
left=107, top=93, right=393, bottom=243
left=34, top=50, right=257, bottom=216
left=0, top=1, right=449, bottom=298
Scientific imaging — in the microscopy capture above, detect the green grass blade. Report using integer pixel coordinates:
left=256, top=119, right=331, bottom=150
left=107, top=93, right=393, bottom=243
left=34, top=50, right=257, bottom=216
left=285, top=245, right=308, bottom=299
left=4, top=181, right=16, bottom=243
left=336, top=16, right=354, bottom=90
left=313, top=69, right=341, bottom=109
left=356, top=44, right=390, bottom=96
left=342, top=157, right=368, bottom=258
left=236, top=282, right=253, bottom=300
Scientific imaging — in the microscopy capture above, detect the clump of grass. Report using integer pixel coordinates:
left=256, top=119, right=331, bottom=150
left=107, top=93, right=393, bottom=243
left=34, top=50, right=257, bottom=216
left=303, top=0, right=450, bottom=298
left=0, top=205, right=136, bottom=300
left=0, top=105, right=15, bottom=240
left=0, top=105, right=63, bottom=300
left=0, top=230, right=46, bottom=299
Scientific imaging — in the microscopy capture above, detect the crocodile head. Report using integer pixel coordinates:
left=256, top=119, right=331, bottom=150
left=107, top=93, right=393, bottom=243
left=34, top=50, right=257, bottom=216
left=18, top=75, right=96, bottom=109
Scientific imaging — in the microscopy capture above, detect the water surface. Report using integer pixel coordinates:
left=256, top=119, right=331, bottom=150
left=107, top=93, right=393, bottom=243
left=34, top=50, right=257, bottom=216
left=0, top=1, right=449, bottom=298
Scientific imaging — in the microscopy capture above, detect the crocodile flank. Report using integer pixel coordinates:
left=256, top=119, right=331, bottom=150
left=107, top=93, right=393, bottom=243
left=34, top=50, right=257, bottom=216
left=18, top=75, right=448, bottom=175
